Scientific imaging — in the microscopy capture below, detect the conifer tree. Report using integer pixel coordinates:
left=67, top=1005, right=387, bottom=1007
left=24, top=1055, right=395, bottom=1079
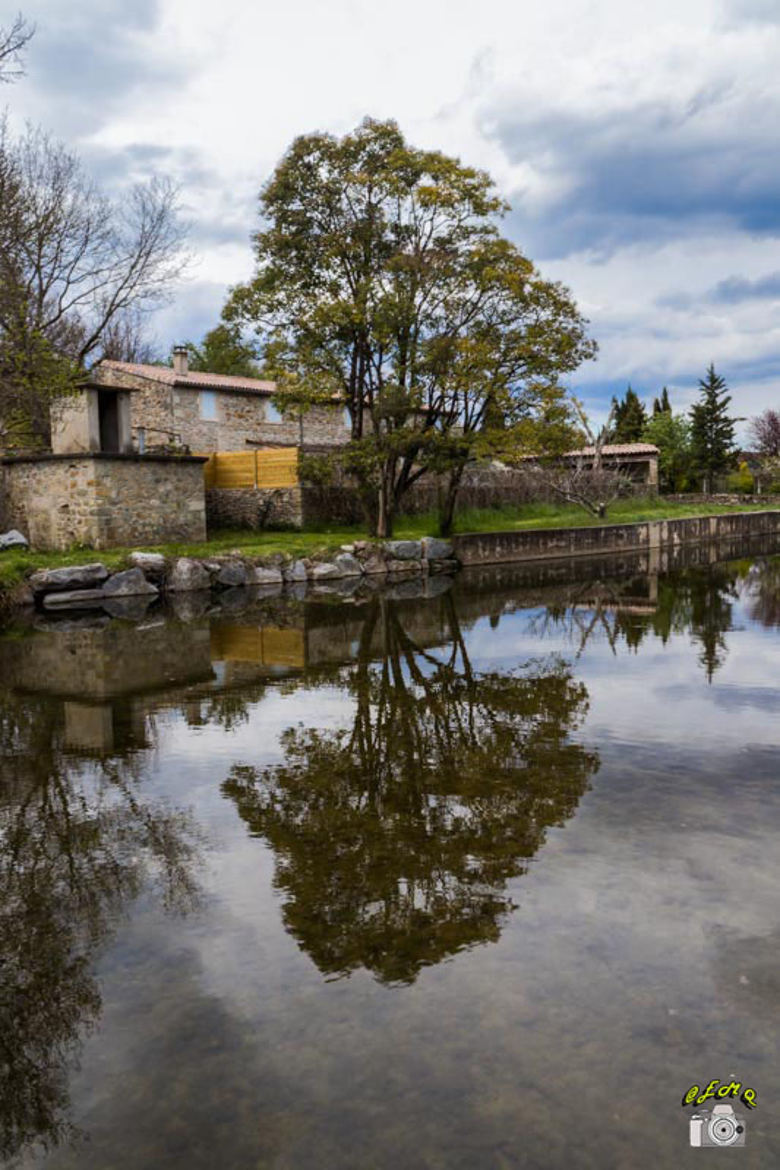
left=612, top=386, right=647, bottom=442
left=653, top=386, right=671, bottom=415
left=689, top=364, right=737, bottom=491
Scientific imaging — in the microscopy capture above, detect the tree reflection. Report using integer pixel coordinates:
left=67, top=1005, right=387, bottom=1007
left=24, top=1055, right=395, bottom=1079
left=527, top=564, right=740, bottom=681
left=742, top=557, right=780, bottom=628
left=223, top=594, right=598, bottom=985
left=0, top=692, right=202, bottom=1162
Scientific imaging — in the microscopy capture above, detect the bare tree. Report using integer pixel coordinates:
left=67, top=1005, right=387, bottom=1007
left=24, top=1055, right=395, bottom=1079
left=521, top=402, right=629, bottom=519
left=0, top=121, right=189, bottom=446
left=748, top=408, right=780, bottom=457
left=0, top=12, right=34, bottom=83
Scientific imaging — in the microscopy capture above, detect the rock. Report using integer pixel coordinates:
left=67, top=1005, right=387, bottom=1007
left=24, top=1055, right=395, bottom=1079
left=102, top=568, right=159, bottom=598
left=102, top=596, right=156, bottom=621
left=361, top=556, right=388, bottom=576
left=42, top=588, right=108, bottom=610
left=129, top=551, right=167, bottom=578
left=428, top=558, right=460, bottom=575
left=250, top=565, right=284, bottom=586
left=10, top=583, right=35, bottom=608
left=283, top=559, right=308, bottom=582
left=334, top=552, right=363, bottom=576
left=216, top=561, right=248, bottom=589
left=386, top=558, right=421, bottom=575
left=0, top=529, right=28, bottom=551
left=340, top=544, right=355, bottom=553
left=29, top=563, right=109, bottom=594
left=309, top=561, right=343, bottom=581
left=421, top=536, right=454, bottom=561
left=384, top=540, right=422, bottom=560
left=166, top=557, right=211, bottom=592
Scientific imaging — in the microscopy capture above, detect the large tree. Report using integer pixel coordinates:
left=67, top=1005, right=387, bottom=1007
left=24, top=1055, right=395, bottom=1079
left=611, top=385, right=647, bottom=442
left=642, top=409, right=694, bottom=492
left=224, top=118, right=596, bottom=536
left=0, top=121, right=188, bottom=448
left=689, top=364, right=738, bottom=491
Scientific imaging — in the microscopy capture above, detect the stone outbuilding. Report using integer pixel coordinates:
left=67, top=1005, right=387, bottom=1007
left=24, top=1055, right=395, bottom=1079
left=560, top=443, right=659, bottom=491
left=81, top=347, right=350, bottom=454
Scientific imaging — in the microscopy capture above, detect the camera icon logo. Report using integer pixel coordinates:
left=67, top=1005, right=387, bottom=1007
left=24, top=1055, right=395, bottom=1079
left=690, top=1103, right=746, bottom=1147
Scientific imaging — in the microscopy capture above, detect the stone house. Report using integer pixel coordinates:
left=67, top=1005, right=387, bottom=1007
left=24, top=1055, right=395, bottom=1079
left=86, top=347, right=350, bottom=454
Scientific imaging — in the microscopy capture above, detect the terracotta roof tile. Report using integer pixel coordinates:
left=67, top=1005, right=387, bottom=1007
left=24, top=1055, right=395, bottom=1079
left=97, top=360, right=277, bottom=395
left=564, top=443, right=659, bottom=456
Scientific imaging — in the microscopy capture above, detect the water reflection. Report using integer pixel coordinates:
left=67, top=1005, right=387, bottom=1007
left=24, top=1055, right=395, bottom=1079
left=0, top=688, right=203, bottom=1162
left=223, top=592, right=599, bottom=984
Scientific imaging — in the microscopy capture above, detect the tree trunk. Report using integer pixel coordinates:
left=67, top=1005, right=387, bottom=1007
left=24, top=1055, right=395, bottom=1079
left=438, top=465, right=465, bottom=537
left=376, top=465, right=394, bottom=538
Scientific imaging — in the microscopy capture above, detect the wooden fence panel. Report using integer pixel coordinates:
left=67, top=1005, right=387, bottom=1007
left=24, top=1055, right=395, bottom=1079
left=195, top=448, right=299, bottom=489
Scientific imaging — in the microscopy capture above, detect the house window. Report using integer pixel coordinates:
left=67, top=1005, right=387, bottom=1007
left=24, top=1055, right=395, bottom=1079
left=200, top=390, right=218, bottom=421
left=343, top=407, right=351, bottom=429
left=266, top=400, right=283, bottom=424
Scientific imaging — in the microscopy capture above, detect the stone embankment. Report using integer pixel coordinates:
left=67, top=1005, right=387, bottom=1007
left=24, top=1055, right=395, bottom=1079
left=13, top=537, right=459, bottom=616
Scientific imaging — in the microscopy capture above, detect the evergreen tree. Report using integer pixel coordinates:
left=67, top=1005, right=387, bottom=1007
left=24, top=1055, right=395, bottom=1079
left=689, top=364, right=737, bottom=491
left=612, top=385, right=647, bottom=442
left=652, top=386, right=671, bottom=415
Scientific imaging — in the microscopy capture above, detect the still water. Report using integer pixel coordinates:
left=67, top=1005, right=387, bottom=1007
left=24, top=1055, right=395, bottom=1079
left=1, top=542, right=780, bottom=1168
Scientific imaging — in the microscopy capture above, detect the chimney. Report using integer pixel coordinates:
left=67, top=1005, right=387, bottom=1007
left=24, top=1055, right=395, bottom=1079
left=172, top=344, right=189, bottom=376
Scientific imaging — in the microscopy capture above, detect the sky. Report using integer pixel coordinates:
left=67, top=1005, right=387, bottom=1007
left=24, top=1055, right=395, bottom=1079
left=4, top=0, right=780, bottom=431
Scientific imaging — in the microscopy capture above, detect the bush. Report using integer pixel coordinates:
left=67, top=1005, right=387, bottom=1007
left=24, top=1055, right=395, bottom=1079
left=726, top=461, right=755, bottom=494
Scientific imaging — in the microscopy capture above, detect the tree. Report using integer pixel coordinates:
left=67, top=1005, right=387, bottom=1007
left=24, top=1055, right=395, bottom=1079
left=642, top=409, right=694, bottom=491
left=222, top=593, right=598, bottom=984
left=611, top=385, right=647, bottom=442
left=748, top=408, right=780, bottom=457
left=224, top=118, right=596, bottom=537
left=0, top=121, right=189, bottom=447
left=182, top=323, right=259, bottom=377
left=652, top=386, right=671, bottom=415
left=0, top=12, right=33, bottom=83
left=520, top=401, right=628, bottom=519
left=689, top=364, right=738, bottom=491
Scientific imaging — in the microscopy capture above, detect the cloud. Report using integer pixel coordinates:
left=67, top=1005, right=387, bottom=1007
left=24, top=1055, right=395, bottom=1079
left=709, top=272, right=780, bottom=302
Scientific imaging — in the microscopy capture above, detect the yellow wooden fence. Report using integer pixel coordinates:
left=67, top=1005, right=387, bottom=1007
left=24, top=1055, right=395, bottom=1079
left=199, top=448, right=299, bottom=490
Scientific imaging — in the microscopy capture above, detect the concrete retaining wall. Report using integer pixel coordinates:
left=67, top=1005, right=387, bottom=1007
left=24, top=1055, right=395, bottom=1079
left=452, top=509, right=780, bottom=567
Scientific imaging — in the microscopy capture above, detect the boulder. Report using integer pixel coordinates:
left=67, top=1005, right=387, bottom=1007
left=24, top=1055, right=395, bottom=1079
left=166, top=557, right=211, bottom=592
left=334, top=552, right=363, bottom=576
left=216, top=561, right=249, bottom=589
left=361, top=555, right=388, bottom=576
left=309, top=561, right=343, bottom=581
left=102, top=596, right=156, bottom=621
left=428, top=558, right=460, bottom=575
left=0, top=529, right=28, bottom=551
left=283, top=559, right=308, bottom=582
left=421, top=536, right=454, bottom=562
left=384, top=540, right=422, bottom=561
left=386, top=558, right=421, bottom=575
left=29, top=563, right=109, bottom=594
left=42, top=588, right=108, bottom=610
left=102, top=568, right=159, bottom=598
left=129, top=551, right=166, bottom=578
left=250, top=565, right=284, bottom=586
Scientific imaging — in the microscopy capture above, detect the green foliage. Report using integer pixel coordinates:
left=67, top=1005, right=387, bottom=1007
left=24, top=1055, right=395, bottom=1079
left=652, top=386, right=672, bottom=415
left=726, top=460, right=755, bottom=494
left=182, top=324, right=259, bottom=377
left=224, top=117, right=596, bottom=535
left=690, top=364, right=738, bottom=488
left=612, top=385, right=647, bottom=442
left=642, top=409, right=695, bottom=491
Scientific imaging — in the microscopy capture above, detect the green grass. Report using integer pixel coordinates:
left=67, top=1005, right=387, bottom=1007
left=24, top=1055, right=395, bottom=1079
left=0, top=496, right=772, bottom=593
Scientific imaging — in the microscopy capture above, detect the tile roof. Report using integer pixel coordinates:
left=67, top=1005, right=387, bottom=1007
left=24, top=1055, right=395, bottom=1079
left=96, top=360, right=277, bottom=395
left=564, top=443, right=659, bottom=456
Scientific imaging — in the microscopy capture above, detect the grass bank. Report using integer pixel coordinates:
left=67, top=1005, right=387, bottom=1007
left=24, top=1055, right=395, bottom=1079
left=0, top=496, right=773, bottom=595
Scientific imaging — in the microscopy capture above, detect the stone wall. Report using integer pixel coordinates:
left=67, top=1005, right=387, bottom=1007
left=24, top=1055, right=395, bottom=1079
left=1, top=453, right=207, bottom=550
left=206, top=486, right=303, bottom=530
left=452, top=509, right=780, bottom=567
